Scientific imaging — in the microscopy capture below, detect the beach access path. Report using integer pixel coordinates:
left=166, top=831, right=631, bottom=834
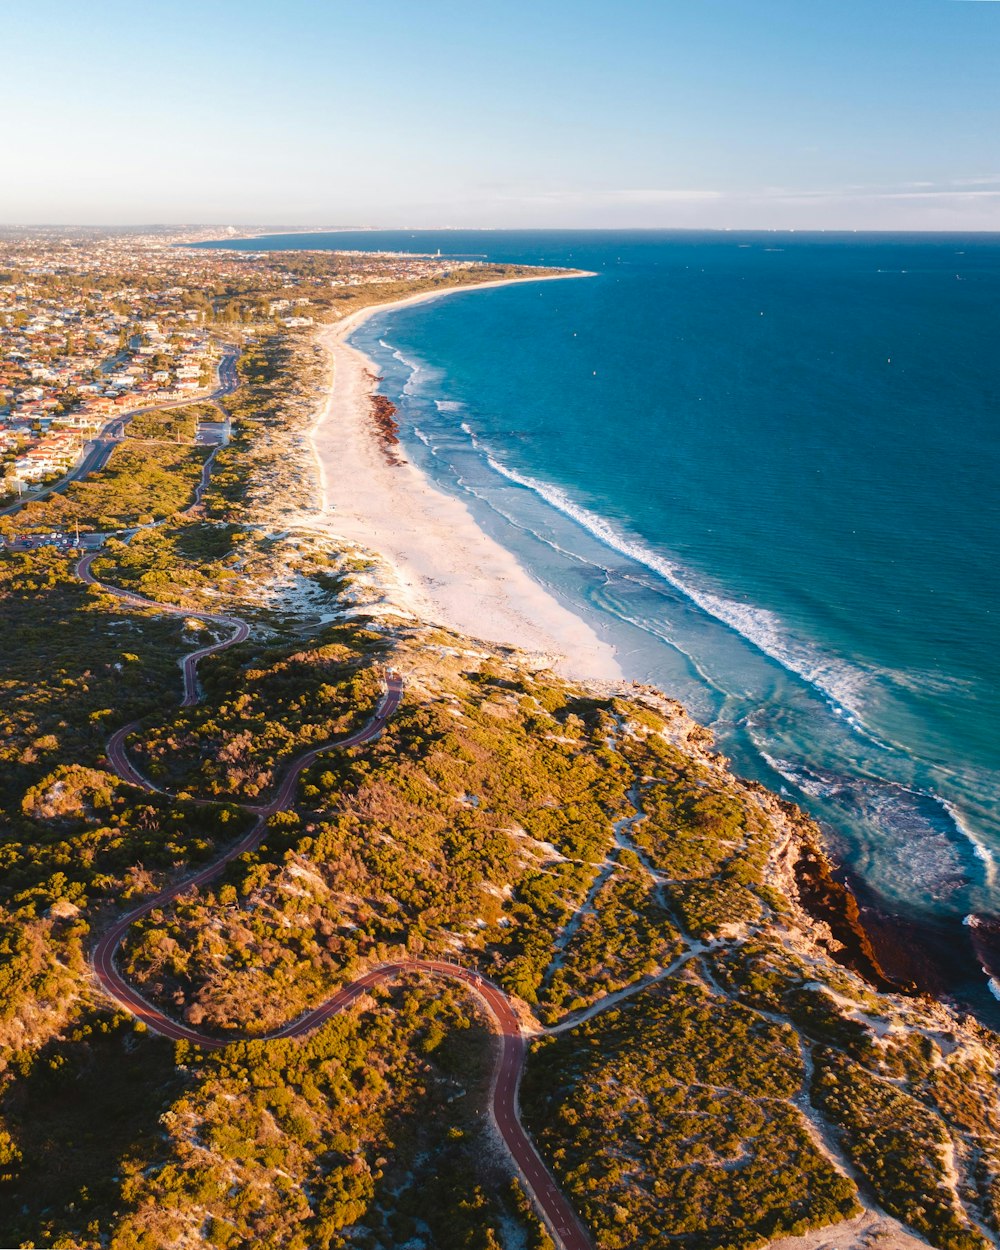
left=309, top=275, right=623, bottom=684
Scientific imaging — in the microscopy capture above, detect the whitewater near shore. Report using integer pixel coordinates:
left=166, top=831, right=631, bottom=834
left=307, top=276, right=623, bottom=683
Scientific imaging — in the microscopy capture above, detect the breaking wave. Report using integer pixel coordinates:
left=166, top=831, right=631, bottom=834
left=481, top=452, right=877, bottom=732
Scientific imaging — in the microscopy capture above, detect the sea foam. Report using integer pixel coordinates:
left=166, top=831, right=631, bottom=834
left=943, top=797, right=997, bottom=884
left=481, top=452, right=876, bottom=730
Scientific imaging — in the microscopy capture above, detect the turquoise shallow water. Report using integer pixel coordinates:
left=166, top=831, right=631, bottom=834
left=202, top=230, right=1000, bottom=1007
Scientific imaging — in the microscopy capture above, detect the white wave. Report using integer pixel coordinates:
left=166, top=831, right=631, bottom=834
left=388, top=345, right=423, bottom=373
left=373, top=341, right=438, bottom=399
left=887, top=667, right=974, bottom=698
left=749, top=730, right=993, bottom=888
left=411, top=427, right=432, bottom=447
left=366, top=336, right=427, bottom=395
left=988, top=977, right=1000, bottom=1002
left=754, top=749, right=836, bottom=799
left=455, top=472, right=728, bottom=700
left=964, top=914, right=981, bottom=928
left=941, top=797, right=997, bottom=885
left=482, top=452, right=875, bottom=728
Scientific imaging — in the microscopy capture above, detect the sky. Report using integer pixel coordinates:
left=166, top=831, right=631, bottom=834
left=3, top=0, right=999, bottom=229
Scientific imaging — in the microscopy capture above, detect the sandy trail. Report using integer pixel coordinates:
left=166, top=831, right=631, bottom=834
left=309, top=275, right=622, bottom=683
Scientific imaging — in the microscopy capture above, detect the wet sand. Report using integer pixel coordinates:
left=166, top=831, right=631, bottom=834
left=308, top=275, right=622, bottom=683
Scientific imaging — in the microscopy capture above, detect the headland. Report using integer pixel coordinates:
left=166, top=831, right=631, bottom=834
left=3, top=231, right=999, bottom=1250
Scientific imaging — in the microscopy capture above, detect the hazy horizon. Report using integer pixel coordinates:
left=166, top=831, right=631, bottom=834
left=4, top=0, right=998, bottom=231
left=5, top=224, right=1000, bottom=236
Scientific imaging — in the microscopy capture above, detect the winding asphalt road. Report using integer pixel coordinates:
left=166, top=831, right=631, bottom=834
left=76, top=557, right=592, bottom=1250
left=1, top=348, right=239, bottom=520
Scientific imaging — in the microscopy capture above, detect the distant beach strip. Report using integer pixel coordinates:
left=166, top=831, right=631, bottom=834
left=307, top=273, right=623, bottom=684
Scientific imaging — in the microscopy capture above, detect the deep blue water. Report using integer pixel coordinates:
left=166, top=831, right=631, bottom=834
left=202, top=231, right=1000, bottom=1000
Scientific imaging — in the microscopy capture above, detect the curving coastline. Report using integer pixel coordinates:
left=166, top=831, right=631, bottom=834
left=13, top=257, right=993, bottom=1250
left=305, top=273, right=623, bottom=684
left=300, top=273, right=1000, bottom=1027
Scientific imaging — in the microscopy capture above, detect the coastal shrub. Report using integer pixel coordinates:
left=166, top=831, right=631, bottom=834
left=0, top=1011, right=181, bottom=1249
left=128, top=630, right=385, bottom=801
left=522, top=980, right=859, bottom=1249
left=666, top=872, right=763, bottom=937
left=14, top=440, right=210, bottom=531
left=126, top=402, right=210, bottom=442
left=105, top=980, right=535, bottom=1250
left=0, top=552, right=183, bottom=770
left=812, top=1048, right=988, bottom=1250
left=542, top=852, right=683, bottom=1016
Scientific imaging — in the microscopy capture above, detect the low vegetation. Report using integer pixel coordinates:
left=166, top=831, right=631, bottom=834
left=2, top=264, right=999, bottom=1250
left=126, top=401, right=217, bottom=443
left=12, top=439, right=210, bottom=531
left=107, top=980, right=532, bottom=1250
left=813, top=1049, right=990, bottom=1250
left=523, top=979, right=859, bottom=1250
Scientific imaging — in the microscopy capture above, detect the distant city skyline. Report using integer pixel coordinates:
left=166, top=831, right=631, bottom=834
left=4, top=0, right=999, bottom=230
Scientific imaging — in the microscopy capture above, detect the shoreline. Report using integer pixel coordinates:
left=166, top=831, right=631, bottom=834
left=300, top=274, right=1000, bottom=1024
left=304, top=272, right=623, bottom=683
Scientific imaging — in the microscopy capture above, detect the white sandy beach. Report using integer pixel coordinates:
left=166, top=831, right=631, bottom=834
left=308, top=274, right=622, bottom=683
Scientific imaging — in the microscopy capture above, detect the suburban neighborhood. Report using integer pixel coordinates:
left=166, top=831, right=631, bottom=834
left=0, top=228, right=478, bottom=509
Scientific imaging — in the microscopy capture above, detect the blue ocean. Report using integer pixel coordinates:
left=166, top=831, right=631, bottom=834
left=203, top=231, right=1000, bottom=1006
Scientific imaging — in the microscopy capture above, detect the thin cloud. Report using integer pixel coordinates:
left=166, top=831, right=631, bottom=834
left=517, top=181, right=1000, bottom=207
left=509, top=188, right=725, bottom=206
